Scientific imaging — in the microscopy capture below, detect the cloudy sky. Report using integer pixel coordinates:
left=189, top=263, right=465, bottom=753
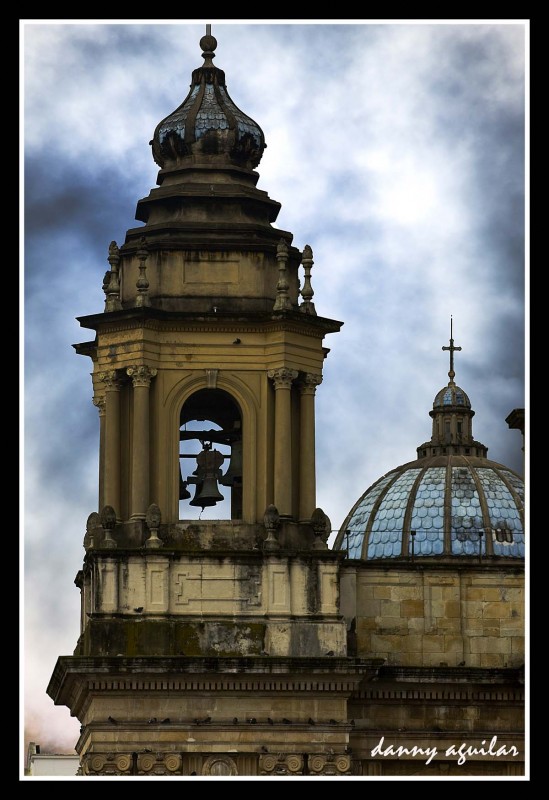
left=22, top=20, right=527, bottom=761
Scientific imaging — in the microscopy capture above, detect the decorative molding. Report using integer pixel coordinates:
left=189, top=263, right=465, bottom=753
left=267, top=367, right=298, bottom=390
left=126, top=364, right=158, bottom=388
left=87, top=319, right=336, bottom=338
left=83, top=678, right=361, bottom=693
left=174, top=567, right=261, bottom=607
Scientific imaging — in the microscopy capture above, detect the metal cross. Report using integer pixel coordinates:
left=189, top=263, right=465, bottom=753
left=442, top=316, right=462, bottom=381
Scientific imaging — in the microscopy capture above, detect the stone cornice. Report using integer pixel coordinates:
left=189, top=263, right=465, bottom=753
left=47, top=655, right=384, bottom=717
left=84, top=545, right=345, bottom=561
left=76, top=307, right=343, bottom=336
left=73, top=340, right=97, bottom=358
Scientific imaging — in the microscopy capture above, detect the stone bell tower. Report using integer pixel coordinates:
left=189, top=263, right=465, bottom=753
left=47, top=28, right=375, bottom=777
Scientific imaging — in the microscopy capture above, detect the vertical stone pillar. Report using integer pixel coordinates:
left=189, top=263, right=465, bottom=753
left=127, top=365, right=157, bottom=519
left=93, top=396, right=106, bottom=511
left=99, top=371, right=122, bottom=520
left=268, top=367, right=298, bottom=517
left=298, top=373, right=322, bottom=521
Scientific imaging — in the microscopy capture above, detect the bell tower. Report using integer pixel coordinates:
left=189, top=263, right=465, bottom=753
left=47, top=28, right=375, bottom=777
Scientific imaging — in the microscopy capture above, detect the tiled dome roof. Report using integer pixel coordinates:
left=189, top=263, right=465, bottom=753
left=433, top=384, right=471, bottom=409
left=334, top=456, right=524, bottom=560
left=151, top=31, right=265, bottom=171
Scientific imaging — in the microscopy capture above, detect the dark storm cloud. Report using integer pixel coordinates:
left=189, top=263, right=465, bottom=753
left=25, top=159, right=144, bottom=256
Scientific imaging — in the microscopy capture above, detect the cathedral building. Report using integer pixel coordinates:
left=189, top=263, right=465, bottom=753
left=46, top=28, right=525, bottom=777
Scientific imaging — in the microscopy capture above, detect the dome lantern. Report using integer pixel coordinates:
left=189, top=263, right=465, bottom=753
left=420, top=317, right=488, bottom=460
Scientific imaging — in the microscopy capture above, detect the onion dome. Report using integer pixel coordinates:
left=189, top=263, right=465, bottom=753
left=151, top=27, right=266, bottom=171
left=333, top=321, right=525, bottom=561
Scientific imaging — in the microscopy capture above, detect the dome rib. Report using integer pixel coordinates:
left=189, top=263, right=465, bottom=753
left=361, top=470, right=402, bottom=559
left=401, top=465, right=429, bottom=558
left=493, top=466, right=526, bottom=529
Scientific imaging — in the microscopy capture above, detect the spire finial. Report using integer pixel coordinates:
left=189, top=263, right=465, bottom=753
left=200, top=24, right=217, bottom=65
left=441, top=315, right=462, bottom=384
left=299, top=244, right=317, bottom=315
left=273, top=239, right=292, bottom=311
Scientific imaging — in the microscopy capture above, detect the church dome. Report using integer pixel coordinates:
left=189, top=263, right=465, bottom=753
left=333, top=323, right=525, bottom=562
left=151, top=29, right=266, bottom=171
left=335, top=455, right=524, bottom=560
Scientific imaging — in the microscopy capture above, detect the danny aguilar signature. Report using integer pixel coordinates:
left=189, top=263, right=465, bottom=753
left=371, top=735, right=519, bottom=766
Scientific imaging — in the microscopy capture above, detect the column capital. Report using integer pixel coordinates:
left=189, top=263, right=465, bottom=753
left=92, top=396, right=106, bottom=415
left=260, top=753, right=304, bottom=775
left=268, top=367, right=298, bottom=390
left=299, top=372, right=323, bottom=394
left=98, top=370, right=122, bottom=390
left=308, top=753, right=351, bottom=775
left=126, top=364, right=157, bottom=388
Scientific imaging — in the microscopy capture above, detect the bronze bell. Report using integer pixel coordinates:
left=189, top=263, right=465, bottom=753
left=188, top=444, right=225, bottom=509
left=191, top=476, right=224, bottom=508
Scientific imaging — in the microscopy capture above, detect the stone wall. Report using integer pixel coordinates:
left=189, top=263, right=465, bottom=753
left=341, top=563, right=524, bottom=668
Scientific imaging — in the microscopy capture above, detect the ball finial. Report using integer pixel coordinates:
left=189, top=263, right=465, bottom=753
left=200, top=24, right=217, bottom=60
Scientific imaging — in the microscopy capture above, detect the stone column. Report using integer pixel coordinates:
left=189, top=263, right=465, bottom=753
left=268, top=367, right=298, bottom=517
left=93, top=396, right=106, bottom=511
left=299, top=373, right=322, bottom=521
left=127, top=365, right=157, bottom=519
left=99, top=371, right=122, bottom=520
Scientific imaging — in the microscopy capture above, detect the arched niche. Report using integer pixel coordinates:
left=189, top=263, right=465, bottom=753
left=179, top=388, right=243, bottom=520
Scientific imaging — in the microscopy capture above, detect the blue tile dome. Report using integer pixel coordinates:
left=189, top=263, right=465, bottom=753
left=334, top=456, right=524, bottom=561
left=433, top=384, right=471, bottom=409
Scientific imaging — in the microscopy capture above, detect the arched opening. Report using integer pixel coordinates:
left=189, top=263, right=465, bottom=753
left=179, top=388, right=242, bottom=520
